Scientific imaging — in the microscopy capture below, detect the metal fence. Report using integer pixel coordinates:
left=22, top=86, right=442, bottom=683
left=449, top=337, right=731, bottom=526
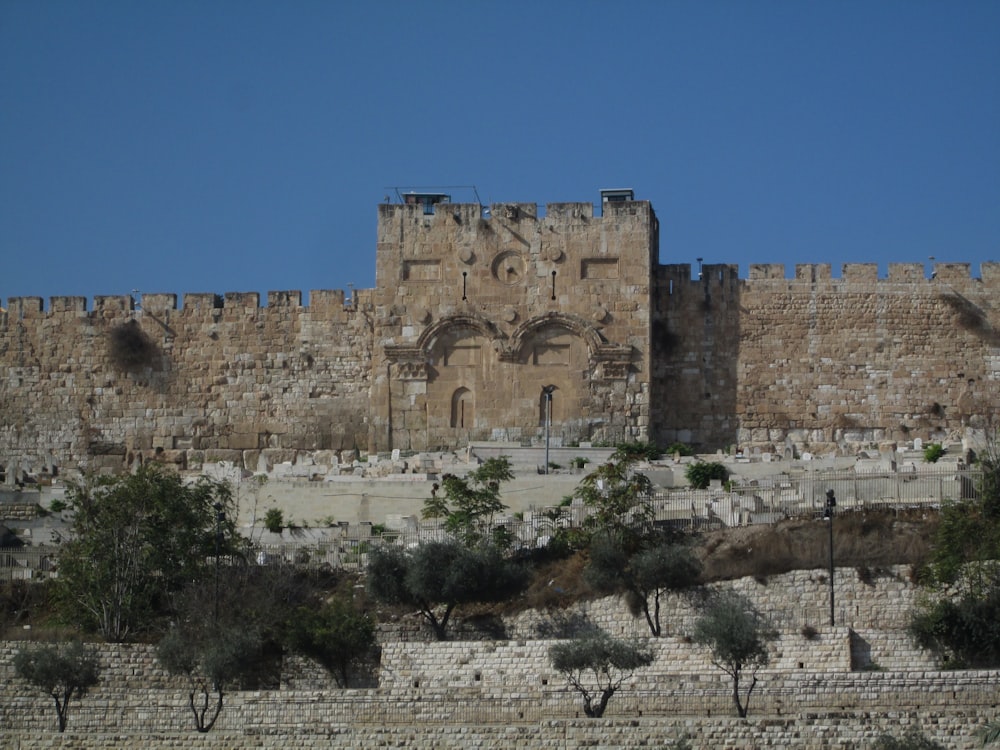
left=730, top=468, right=981, bottom=519
left=0, top=545, right=58, bottom=581
left=0, top=468, right=983, bottom=579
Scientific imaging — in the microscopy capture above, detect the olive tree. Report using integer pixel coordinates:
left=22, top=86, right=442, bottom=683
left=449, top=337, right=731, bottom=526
left=585, top=529, right=702, bottom=637
left=157, top=564, right=318, bottom=731
left=55, top=465, right=240, bottom=642
left=13, top=641, right=100, bottom=732
left=285, top=597, right=377, bottom=687
left=158, top=625, right=262, bottom=732
left=692, top=591, right=776, bottom=718
left=366, top=539, right=526, bottom=640
left=549, top=631, right=653, bottom=717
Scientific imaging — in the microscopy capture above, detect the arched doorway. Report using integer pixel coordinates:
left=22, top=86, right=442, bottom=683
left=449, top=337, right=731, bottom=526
left=451, top=387, right=474, bottom=429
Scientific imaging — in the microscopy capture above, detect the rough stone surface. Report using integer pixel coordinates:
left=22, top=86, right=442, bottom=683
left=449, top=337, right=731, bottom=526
left=3, top=566, right=992, bottom=747
left=3, top=199, right=999, bottom=479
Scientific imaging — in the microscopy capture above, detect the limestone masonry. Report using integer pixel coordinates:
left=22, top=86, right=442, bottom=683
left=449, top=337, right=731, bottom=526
left=2, top=194, right=998, bottom=477
left=3, top=567, right=997, bottom=747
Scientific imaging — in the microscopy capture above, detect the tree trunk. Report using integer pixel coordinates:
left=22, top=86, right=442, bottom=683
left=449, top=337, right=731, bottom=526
left=54, top=691, right=69, bottom=732
left=732, top=667, right=747, bottom=718
left=586, top=687, right=615, bottom=718
left=189, top=685, right=224, bottom=732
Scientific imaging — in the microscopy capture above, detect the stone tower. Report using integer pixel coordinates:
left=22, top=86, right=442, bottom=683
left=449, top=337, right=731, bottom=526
left=369, top=193, right=658, bottom=451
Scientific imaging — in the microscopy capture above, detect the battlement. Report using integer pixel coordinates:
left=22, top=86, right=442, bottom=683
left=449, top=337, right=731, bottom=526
left=4, top=288, right=368, bottom=317
left=3, top=196, right=999, bottom=480
left=744, top=261, right=1000, bottom=285
left=376, top=199, right=654, bottom=226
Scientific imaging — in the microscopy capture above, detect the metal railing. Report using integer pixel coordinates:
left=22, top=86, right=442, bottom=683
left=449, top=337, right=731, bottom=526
left=1, top=469, right=982, bottom=579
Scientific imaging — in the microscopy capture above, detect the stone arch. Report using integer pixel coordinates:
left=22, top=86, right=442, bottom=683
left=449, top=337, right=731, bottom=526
left=416, top=313, right=505, bottom=355
left=451, top=387, right=474, bottom=429
left=507, top=312, right=606, bottom=362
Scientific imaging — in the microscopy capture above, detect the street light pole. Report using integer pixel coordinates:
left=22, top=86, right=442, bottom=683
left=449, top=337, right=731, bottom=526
left=824, top=489, right=837, bottom=627
left=214, top=502, right=225, bottom=626
left=542, top=385, right=556, bottom=475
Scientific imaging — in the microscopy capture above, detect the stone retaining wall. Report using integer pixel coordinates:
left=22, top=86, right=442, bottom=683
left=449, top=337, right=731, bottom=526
left=3, top=711, right=992, bottom=749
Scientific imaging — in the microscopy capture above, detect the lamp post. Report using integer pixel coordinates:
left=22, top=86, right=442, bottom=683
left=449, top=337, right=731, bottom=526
left=824, top=489, right=837, bottom=627
left=542, top=385, right=556, bottom=474
left=214, top=502, right=225, bottom=625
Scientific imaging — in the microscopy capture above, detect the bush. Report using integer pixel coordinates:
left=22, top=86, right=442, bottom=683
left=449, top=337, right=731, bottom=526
left=367, top=540, right=527, bottom=640
left=614, top=441, right=663, bottom=461
left=586, top=530, right=701, bottom=636
left=55, top=466, right=239, bottom=642
left=923, top=443, right=945, bottom=463
left=263, top=508, right=284, bottom=534
left=909, top=580, right=1000, bottom=668
left=666, top=442, right=695, bottom=457
left=685, top=461, right=728, bottom=490
left=285, top=597, right=377, bottom=687
left=872, top=730, right=945, bottom=749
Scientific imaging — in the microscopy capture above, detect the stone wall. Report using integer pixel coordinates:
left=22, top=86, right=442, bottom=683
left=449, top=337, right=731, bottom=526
left=652, top=261, right=1000, bottom=450
left=2, top=712, right=992, bottom=750
left=4, top=197, right=1000, bottom=477
left=3, top=566, right=994, bottom=747
left=369, top=200, right=657, bottom=451
left=0, top=289, right=373, bottom=476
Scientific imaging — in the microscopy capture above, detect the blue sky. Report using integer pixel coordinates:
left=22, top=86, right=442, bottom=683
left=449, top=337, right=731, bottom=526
left=2, top=1, right=998, bottom=305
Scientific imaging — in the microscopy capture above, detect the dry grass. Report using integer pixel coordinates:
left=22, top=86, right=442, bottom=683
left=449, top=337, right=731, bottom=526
left=492, top=508, right=939, bottom=618
left=3, top=510, right=941, bottom=637
left=699, top=508, right=937, bottom=582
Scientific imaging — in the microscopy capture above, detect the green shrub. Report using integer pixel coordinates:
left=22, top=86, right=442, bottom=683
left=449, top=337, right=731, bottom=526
left=685, top=461, right=728, bottom=490
left=614, top=441, right=663, bottom=461
left=665, top=442, right=695, bottom=457
left=263, top=508, right=284, bottom=534
left=923, top=443, right=945, bottom=463
left=872, top=730, right=945, bottom=749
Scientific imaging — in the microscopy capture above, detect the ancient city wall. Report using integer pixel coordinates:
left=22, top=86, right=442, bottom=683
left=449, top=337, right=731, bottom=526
left=369, top=201, right=657, bottom=451
left=0, top=289, right=373, bottom=476
left=652, top=261, right=1000, bottom=450
left=4, top=198, right=1000, bottom=476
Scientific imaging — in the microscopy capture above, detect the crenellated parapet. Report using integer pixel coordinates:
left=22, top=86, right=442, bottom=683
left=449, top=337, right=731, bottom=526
left=4, top=287, right=365, bottom=323
left=742, top=262, right=1000, bottom=291
left=368, top=197, right=659, bottom=452
left=2, top=195, right=999, bottom=478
